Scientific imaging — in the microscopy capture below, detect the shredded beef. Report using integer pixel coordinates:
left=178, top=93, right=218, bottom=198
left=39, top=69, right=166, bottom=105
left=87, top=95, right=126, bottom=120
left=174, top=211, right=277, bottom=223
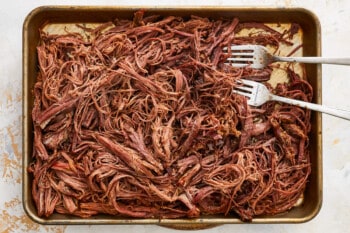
left=29, top=11, right=312, bottom=221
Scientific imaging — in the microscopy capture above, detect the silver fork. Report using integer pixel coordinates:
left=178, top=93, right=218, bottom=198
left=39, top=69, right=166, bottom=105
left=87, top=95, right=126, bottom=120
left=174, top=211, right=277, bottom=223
left=225, top=45, right=350, bottom=69
left=234, top=79, right=350, bottom=120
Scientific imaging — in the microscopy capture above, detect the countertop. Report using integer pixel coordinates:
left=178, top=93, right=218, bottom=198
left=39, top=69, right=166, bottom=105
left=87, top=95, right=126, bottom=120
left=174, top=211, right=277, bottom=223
left=1, top=0, right=349, bottom=232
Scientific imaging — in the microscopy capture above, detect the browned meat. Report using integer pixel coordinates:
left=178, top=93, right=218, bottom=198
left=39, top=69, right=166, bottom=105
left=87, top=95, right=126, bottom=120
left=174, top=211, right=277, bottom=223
left=29, top=10, right=312, bottom=221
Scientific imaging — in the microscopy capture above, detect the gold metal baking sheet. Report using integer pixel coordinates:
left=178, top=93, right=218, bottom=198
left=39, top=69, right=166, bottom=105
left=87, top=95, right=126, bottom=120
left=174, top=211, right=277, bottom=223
left=23, top=6, right=322, bottom=227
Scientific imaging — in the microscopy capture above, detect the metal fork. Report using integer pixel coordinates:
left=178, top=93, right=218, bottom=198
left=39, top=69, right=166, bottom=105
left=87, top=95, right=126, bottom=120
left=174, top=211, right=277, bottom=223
left=225, top=45, right=350, bottom=69
left=234, top=79, right=350, bottom=120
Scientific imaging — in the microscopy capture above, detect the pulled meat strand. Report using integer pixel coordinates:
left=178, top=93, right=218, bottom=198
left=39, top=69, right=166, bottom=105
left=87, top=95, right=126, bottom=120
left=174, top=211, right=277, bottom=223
left=30, top=11, right=312, bottom=221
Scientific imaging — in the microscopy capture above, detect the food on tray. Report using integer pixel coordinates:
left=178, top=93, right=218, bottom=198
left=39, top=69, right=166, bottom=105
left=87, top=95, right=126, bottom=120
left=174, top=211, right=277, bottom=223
left=29, top=10, right=312, bottom=221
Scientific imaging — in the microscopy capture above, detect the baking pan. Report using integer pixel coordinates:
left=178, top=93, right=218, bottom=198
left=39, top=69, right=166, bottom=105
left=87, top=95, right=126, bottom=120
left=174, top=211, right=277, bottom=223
left=23, top=6, right=322, bottom=228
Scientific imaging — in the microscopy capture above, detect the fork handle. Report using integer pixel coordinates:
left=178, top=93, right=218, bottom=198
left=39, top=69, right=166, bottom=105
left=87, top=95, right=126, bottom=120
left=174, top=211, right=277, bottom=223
left=273, top=56, right=350, bottom=66
left=270, top=94, right=350, bottom=121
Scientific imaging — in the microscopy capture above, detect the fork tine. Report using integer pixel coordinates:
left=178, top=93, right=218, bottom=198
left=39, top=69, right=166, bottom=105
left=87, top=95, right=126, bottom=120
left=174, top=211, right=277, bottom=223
left=226, top=63, right=249, bottom=68
left=223, top=45, right=254, bottom=50
left=234, top=85, right=254, bottom=93
left=238, top=79, right=258, bottom=86
left=227, top=58, right=254, bottom=63
left=229, top=45, right=256, bottom=51
left=233, top=79, right=256, bottom=98
left=222, top=48, right=254, bottom=56
left=232, top=89, right=252, bottom=98
left=229, top=52, right=254, bottom=56
left=224, top=45, right=257, bottom=68
left=233, top=83, right=257, bottom=106
left=224, top=45, right=269, bottom=69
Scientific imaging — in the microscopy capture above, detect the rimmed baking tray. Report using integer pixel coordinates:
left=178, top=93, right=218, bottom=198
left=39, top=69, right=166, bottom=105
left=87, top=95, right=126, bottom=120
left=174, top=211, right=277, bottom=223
left=23, top=6, right=322, bottom=228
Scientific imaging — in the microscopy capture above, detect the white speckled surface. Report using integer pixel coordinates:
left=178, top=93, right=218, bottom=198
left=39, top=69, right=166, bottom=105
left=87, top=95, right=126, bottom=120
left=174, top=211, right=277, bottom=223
left=1, top=0, right=350, bottom=232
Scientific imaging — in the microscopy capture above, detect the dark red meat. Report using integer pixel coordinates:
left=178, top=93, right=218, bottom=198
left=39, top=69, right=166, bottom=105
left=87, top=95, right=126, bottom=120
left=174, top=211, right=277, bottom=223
left=29, top=11, right=312, bottom=221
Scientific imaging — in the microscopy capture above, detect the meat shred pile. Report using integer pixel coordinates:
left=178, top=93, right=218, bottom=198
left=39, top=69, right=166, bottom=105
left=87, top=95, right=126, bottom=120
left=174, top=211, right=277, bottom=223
left=30, top=11, right=312, bottom=221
